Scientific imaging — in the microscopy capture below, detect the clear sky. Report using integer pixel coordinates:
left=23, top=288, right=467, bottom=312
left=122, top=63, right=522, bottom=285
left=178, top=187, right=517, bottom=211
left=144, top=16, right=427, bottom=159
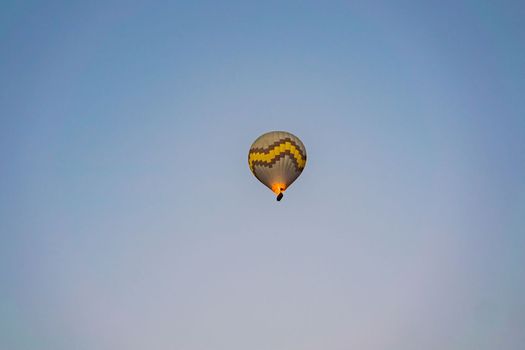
left=1, top=1, right=524, bottom=349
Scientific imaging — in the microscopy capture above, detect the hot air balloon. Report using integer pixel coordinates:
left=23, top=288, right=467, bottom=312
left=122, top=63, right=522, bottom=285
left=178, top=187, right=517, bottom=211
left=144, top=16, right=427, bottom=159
left=248, top=131, right=307, bottom=201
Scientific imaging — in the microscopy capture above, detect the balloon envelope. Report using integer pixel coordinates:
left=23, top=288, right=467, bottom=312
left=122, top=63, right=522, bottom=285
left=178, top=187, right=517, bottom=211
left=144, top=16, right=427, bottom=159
left=248, top=131, right=307, bottom=199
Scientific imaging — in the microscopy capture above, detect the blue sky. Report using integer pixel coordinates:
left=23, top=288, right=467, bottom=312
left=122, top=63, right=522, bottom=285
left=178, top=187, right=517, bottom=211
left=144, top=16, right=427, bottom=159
left=1, top=1, right=524, bottom=349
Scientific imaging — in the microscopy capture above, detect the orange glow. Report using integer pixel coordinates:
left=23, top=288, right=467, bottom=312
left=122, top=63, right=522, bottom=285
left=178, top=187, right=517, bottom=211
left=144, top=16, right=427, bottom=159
left=271, top=183, right=286, bottom=194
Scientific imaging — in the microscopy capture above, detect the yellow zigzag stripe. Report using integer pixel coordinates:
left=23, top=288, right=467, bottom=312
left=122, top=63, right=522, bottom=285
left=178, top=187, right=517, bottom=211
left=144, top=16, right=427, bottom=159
left=249, top=141, right=306, bottom=172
